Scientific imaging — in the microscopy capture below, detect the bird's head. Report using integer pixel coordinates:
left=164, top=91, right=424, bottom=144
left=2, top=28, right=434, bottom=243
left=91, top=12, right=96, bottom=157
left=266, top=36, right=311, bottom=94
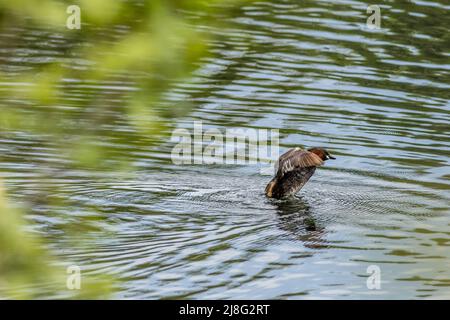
left=308, top=147, right=336, bottom=161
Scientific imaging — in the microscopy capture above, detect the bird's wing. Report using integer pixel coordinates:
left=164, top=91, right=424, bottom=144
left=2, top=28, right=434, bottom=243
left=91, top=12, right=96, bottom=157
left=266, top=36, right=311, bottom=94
left=276, top=148, right=323, bottom=178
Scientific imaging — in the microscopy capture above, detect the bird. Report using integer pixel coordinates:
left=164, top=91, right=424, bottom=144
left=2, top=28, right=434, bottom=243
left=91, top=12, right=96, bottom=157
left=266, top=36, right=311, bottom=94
left=265, top=147, right=335, bottom=199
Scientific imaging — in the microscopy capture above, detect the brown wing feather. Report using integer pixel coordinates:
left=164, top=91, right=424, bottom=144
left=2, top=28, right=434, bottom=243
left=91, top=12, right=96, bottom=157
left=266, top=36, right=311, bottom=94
left=276, top=148, right=323, bottom=178
left=265, top=177, right=277, bottom=197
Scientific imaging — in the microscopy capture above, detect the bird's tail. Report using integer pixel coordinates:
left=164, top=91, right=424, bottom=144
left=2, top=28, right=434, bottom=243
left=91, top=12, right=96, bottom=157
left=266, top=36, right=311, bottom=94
left=265, top=177, right=278, bottom=198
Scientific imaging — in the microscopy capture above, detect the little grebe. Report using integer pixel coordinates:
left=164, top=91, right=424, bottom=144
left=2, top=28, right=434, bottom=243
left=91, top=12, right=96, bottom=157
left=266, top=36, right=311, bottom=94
left=265, top=147, right=335, bottom=199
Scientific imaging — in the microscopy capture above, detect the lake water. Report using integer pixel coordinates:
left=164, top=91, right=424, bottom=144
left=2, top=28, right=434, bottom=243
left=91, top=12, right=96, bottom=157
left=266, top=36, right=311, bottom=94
left=0, top=0, right=449, bottom=299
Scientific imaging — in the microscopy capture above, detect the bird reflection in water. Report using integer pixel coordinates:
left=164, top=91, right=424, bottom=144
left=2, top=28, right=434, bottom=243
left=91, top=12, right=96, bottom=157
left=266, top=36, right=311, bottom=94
left=273, top=196, right=328, bottom=248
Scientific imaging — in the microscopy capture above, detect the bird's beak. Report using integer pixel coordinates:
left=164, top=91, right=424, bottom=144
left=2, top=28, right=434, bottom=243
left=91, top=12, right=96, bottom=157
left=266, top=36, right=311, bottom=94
left=327, top=155, right=336, bottom=160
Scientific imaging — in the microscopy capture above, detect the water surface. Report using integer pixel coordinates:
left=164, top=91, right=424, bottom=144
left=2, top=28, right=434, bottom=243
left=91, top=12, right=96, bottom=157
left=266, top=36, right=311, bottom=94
left=0, top=0, right=449, bottom=299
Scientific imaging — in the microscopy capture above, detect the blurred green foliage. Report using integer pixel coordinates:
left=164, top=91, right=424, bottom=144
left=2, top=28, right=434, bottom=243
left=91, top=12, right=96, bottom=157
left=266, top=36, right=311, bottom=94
left=0, top=0, right=249, bottom=298
left=0, top=179, right=114, bottom=298
left=0, top=0, right=239, bottom=168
